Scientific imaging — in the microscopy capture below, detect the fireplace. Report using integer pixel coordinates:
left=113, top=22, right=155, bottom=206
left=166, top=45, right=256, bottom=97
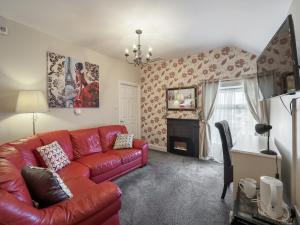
left=167, top=118, right=200, bottom=157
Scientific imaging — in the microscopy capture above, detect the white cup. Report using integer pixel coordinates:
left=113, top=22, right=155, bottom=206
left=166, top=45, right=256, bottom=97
left=239, top=178, right=257, bottom=198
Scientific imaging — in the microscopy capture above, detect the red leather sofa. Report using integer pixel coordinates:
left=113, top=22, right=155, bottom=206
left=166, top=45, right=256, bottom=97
left=0, top=125, right=148, bottom=225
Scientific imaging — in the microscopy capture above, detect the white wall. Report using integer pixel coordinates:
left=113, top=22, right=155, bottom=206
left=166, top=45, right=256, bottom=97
left=289, top=0, right=300, bottom=63
left=0, top=17, right=140, bottom=144
left=269, top=0, right=300, bottom=206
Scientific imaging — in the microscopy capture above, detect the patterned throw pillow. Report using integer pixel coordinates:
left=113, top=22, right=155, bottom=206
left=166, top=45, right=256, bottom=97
left=113, top=134, right=134, bottom=149
left=36, top=141, right=70, bottom=171
left=22, top=166, right=73, bottom=208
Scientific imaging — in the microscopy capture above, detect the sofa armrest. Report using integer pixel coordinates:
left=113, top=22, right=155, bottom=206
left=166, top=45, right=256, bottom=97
left=133, top=139, right=148, bottom=166
left=0, top=190, right=43, bottom=225
left=0, top=182, right=122, bottom=225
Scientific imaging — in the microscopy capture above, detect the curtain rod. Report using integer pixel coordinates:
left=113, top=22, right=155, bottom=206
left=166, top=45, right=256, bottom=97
left=200, top=73, right=257, bottom=83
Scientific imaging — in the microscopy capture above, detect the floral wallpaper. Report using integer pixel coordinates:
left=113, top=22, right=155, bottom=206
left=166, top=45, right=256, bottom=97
left=140, top=46, right=257, bottom=149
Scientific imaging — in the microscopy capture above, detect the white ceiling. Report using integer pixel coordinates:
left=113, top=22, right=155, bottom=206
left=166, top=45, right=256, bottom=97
left=0, top=0, right=293, bottom=60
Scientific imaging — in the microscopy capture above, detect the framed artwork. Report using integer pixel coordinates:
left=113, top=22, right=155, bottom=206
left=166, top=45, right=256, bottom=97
left=166, top=87, right=197, bottom=111
left=47, top=52, right=100, bottom=108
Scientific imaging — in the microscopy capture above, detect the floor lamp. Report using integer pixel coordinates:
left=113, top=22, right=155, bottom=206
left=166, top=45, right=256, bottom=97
left=16, top=90, right=48, bottom=135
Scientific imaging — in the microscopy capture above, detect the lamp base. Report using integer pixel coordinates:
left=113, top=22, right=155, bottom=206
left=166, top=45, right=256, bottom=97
left=260, top=149, right=277, bottom=155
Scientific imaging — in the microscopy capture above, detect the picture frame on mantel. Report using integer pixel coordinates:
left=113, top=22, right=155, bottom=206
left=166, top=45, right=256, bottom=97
left=166, top=86, right=197, bottom=111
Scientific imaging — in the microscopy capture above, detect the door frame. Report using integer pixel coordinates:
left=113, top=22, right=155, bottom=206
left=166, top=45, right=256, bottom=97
left=118, top=80, right=141, bottom=138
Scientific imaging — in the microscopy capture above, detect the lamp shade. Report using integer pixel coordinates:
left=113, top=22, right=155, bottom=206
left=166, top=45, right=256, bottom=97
left=255, top=124, right=272, bottom=134
left=16, top=90, right=48, bottom=113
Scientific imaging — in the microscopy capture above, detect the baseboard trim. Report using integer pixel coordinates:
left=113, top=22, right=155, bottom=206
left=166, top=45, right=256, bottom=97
left=149, top=144, right=167, bottom=152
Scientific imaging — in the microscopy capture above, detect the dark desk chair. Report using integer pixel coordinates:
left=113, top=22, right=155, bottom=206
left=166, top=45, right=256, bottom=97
left=215, top=120, right=233, bottom=199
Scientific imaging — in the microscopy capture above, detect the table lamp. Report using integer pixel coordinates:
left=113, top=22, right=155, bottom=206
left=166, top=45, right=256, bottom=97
left=255, top=124, right=277, bottom=155
left=16, top=90, right=48, bottom=134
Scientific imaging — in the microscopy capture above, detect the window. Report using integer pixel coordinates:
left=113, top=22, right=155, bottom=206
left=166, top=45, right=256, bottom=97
left=210, top=80, right=256, bottom=162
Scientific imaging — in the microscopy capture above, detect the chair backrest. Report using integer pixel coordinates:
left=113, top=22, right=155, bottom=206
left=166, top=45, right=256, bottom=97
left=215, top=120, right=233, bottom=167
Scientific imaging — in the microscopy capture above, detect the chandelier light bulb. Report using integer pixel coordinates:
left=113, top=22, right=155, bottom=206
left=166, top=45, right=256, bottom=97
left=148, top=47, right=152, bottom=52
left=146, top=54, right=150, bottom=59
left=133, top=44, right=137, bottom=50
left=125, top=48, right=129, bottom=54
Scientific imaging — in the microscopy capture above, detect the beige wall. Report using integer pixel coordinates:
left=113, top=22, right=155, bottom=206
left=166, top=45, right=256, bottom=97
left=0, top=17, right=140, bottom=144
left=269, top=0, right=300, bottom=205
left=289, top=0, right=300, bottom=217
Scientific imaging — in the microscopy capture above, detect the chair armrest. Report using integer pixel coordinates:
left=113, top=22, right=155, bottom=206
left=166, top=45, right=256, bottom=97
left=133, top=139, right=148, bottom=166
left=0, top=181, right=122, bottom=225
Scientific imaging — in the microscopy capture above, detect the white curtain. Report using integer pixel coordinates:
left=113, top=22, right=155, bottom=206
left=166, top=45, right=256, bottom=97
left=243, top=76, right=268, bottom=124
left=210, top=80, right=256, bottom=162
left=199, top=81, right=219, bottom=159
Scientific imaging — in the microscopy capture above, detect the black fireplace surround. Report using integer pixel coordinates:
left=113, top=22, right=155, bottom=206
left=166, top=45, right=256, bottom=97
left=167, top=118, right=200, bottom=157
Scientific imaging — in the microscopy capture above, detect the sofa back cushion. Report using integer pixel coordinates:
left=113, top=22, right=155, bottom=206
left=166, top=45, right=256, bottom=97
left=98, top=125, right=128, bottom=151
left=0, top=158, right=32, bottom=206
left=9, top=136, right=43, bottom=167
left=38, top=130, right=74, bottom=160
left=70, top=128, right=102, bottom=158
left=0, top=144, right=25, bottom=170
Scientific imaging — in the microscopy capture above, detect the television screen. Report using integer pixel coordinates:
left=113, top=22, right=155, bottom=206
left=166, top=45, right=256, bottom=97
left=257, top=15, right=300, bottom=99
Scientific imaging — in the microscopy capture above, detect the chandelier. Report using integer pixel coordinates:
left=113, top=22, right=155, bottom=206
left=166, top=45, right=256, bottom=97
left=124, top=29, right=153, bottom=67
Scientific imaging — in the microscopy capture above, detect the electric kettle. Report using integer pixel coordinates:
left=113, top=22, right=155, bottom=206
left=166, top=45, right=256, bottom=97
left=260, top=176, right=289, bottom=219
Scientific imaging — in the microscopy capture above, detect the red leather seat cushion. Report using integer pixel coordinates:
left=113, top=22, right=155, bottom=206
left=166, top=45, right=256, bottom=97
left=65, top=177, right=97, bottom=195
left=38, top=130, right=74, bottom=160
left=0, top=158, right=32, bottom=206
left=77, top=152, right=122, bottom=177
left=48, top=179, right=122, bottom=225
left=70, top=128, right=102, bottom=159
left=58, top=161, right=90, bottom=181
left=9, top=136, right=43, bottom=167
left=109, top=149, right=142, bottom=164
left=98, top=125, right=128, bottom=151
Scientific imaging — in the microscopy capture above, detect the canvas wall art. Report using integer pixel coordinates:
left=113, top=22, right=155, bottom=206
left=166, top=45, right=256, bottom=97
left=47, top=52, right=100, bottom=108
left=167, top=87, right=196, bottom=110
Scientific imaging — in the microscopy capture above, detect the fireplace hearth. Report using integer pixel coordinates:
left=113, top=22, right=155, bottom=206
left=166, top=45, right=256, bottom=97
left=167, top=118, right=199, bottom=157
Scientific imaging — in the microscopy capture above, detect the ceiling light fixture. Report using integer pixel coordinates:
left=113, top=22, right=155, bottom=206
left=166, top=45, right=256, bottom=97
left=124, top=29, right=153, bottom=67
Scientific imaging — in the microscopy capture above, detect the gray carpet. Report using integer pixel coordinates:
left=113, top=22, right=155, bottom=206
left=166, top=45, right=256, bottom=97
left=114, top=150, right=232, bottom=225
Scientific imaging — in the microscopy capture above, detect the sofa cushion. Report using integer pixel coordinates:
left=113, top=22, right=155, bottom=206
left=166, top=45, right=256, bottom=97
left=77, top=152, right=122, bottom=177
left=9, top=136, right=43, bottom=167
left=38, top=130, right=74, bottom=160
left=109, top=149, right=142, bottom=164
left=65, top=176, right=97, bottom=195
left=58, top=161, right=90, bottom=181
left=70, top=128, right=102, bottom=158
left=22, top=166, right=73, bottom=208
left=0, top=144, right=25, bottom=170
left=0, top=158, right=32, bottom=206
left=113, top=134, right=134, bottom=149
left=36, top=141, right=70, bottom=172
left=47, top=180, right=122, bottom=225
left=98, top=125, right=128, bottom=151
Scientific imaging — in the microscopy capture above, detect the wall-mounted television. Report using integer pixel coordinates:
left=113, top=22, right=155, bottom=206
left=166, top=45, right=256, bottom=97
left=257, top=15, right=300, bottom=99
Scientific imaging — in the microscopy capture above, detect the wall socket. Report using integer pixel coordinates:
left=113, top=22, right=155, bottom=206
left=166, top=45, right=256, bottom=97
left=0, top=25, right=8, bottom=35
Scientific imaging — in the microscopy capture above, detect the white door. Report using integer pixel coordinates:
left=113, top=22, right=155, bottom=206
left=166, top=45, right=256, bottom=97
left=119, top=81, right=140, bottom=138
